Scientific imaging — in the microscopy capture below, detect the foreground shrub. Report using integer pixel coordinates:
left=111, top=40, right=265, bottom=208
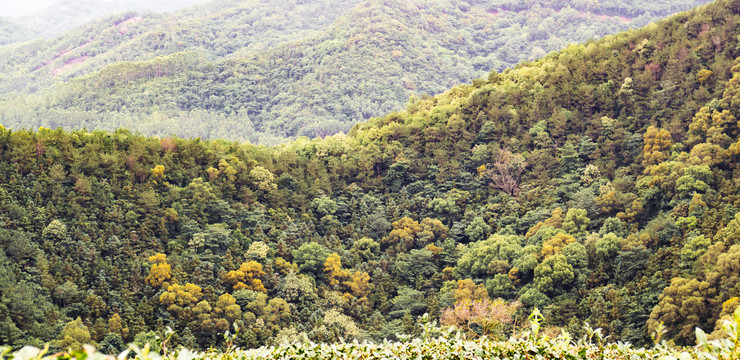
left=3, top=307, right=740, bottom=360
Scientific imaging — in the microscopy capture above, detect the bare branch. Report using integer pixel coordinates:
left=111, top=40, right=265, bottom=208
left=489, top=148, right=527, bottom=196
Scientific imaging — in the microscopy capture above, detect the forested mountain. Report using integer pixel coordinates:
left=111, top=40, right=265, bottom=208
left=0, top=0, right=711, bottom=143
left=0, top=17, right=38, bottom=46
left=1, top=0, right=740, bottom=353
left=0, top=0, right=360, bottom=92
left=5, top=0, right=209, bottom=41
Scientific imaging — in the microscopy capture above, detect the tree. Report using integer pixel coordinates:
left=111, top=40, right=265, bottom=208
left=218, top=158, right=238, bottom=183
left=440, top=298, right=521, bottom=339
left=53, top=318, right=91, bottom=352
left=99, top=333, right=125, bottom=354
left=293, top=242, right=330, bottom=278
left=108, top=313, right=123, bottom=334
left=581, top=164, right=601, bottom=185
left=43, top=219, right=71, bottom=251
left=310, top=196, right=338, bottom=218
left=214, top=293, right=242, bottom=323
left=680, top=235, right=710, bottom=269
left=465, top=217, right=491, bottom=243
left=351, top=237, right=380, bottom=261
left=197, top=224, right=232, bottom=256
left=249, top=166, right=277, bottom=193
left=540, top=233, right=575, bottom=259
left=529, top=120, right=553, bottom=148
left=278, top=271, right=318, bottom=307
left=145, top=253, right=171, bottom=288
left=594, top=233, right=622, bottom=263
left=489, top=148, right=527, bottom=196
left=534, top=254, right=574, bottom=295
left=324, top=253, right=373, bottom=301
left=312, top=309, right=359, bottom=342
left=384, top=217, right=422, bottom=252
left=133, top=331, right=161, bottom=353
left=159, top=283, right=203, bottom=318
left=274, top=257, right=298, bottom=275
left=544, top=208, right=564, bottom=229
left=715, top=212, right=740, bottom=246
left=454, top=279, right=490, bottom=302
left=456, top=234, right=522, bottom=278
left=324, top=253, right=348, bottom=288
left=151, top=165, right=165, bottom=180
left=648, top=277, right=714, bottom=345
left=558, top=142, right=580, bottom=175
left=247, top=241, right=270, bottom=260
left=265, top=298, right=292, bottom=329
left=224, top=261, right=267, bottom=292
left=563, top=208, right=590, bottom=237
left=187, top=178, right=218, bottom=204
left=675, top=165, right=713, bottom=198
left=518, top=287, right=549, bottom=308
left=642, top=126, right=673, bottom=167
left=418, top=218, right=448, bottom=246
left=346, top=270, right=372, bottom=301
left=390, top=287, right=427, bottom=318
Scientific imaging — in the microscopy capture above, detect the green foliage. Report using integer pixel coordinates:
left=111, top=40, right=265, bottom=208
left=53, top=319, right=91, bottom=352
left=0, top=0, right=713, bottom=142
left=293, top=243, right=330, bottom=278
left=2, top=0, right=740, bottom=351
left=534, top=254, right=575, bottom=296
left=310, top=197, right=338, bottom=218
left=0, top=17, right=37, bottom=46
left=464, top=217, right=491, bottom=243
left=562, top=208, right=590, bottom=237
left=680, top=234, right=711, bottom=269
left=456, top=234, right=521, bottom=278
left=11, top=310, right=740, bottom=359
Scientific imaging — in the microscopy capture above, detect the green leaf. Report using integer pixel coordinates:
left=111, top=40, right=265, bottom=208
left=696, top=328, right=708, bottom=345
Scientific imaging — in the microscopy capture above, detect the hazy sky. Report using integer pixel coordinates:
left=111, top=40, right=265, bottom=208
left=0, top=0, right=56, bottom=17
left=0, top=0, right=210, bottom=18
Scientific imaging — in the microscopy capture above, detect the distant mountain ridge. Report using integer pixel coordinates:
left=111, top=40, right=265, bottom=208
left=0, top=0, right=712, bottom=144
left=7, top=0, right=209, bottom=40
left=0, top=17, right=39, bottom=46
left=0, top=0, right=364, bottom=93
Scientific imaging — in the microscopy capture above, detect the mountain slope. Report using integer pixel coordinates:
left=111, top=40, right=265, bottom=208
left=0, top=17, right=38, bottom=46
left=9, top=0, right=209, bottom=39
left=0, top=0, right=363, bottom=94
left=0, top=0, right=713, bottom=143
left=0, top=0, right=739, bottom=351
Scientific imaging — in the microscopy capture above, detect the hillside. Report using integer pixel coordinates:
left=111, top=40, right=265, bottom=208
left=0, top=17, right=38, bottom=46
left=1, top=0, right=740, bottom=352
left=0, top=0, right=363, bottom=94
left=0, top=0, right=712, bottom=143
left=5, top=0, right=209, bottom=40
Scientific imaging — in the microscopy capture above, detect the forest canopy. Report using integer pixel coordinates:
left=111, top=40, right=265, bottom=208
left=0, top=0, right=712, bottom=144
left=2, top=0, right=740, bottom=354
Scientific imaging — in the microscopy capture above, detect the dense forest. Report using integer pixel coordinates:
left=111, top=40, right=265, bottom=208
left=0, top=18, right=38, bottom=46
left=0, top=0, right=712, bottom=143
left=2, top=0, right=740, bottom=353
